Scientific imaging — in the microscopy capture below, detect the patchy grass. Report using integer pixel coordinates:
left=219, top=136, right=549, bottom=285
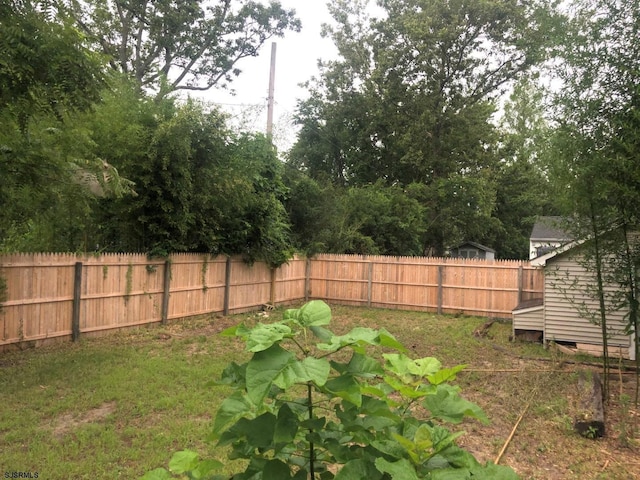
left=1, top=304, right=639, bottom=479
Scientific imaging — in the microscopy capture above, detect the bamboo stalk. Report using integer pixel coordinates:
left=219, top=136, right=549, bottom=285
left=495, top=389, right=536, bottom=465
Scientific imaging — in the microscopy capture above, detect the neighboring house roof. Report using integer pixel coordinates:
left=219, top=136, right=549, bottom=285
left=452, top=241, right=496, bottom=253
left=530, top=216, right=572, bottom=241
left=530, top=238, right=584, bottom=267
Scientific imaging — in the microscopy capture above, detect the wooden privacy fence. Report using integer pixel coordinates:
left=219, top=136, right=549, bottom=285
left=308, top=254, right=543, bottom=317
left=0, top=253, right=542, bottom=348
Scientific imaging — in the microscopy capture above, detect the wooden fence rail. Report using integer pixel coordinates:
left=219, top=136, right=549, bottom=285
left=0, top=253, right=542, bottom=348
left=307, top=254, right=542, bottom=317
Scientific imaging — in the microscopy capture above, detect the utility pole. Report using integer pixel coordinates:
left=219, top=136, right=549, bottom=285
left=266, top=42, right=276, bottom=140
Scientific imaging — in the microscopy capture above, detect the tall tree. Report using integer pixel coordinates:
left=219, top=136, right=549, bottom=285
left=89, top=86, right=292, bottom=264
left=61, top=0, right=300, bottom=96
left=488, top=77, right=559, bottom=259
left=290, top=0, right=560, bottom=255
left=0, top=0, right=105, bottom=130
left=0, top=0, right=123, bottom=252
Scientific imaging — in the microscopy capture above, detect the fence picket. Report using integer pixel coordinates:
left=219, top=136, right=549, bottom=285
left=0, top=253, right=543, bottom=348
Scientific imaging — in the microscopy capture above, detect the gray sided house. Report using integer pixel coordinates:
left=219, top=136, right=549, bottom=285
left=530, top=216, right=572, bottom=259
left=513, top=241, right=636, bottom=360
left=449, top=241, right=495, bottom=260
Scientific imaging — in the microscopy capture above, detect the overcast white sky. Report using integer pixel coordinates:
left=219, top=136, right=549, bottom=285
left=196, top=1, right=341, bottom=150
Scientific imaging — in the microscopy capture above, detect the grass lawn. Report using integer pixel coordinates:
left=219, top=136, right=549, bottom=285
left=0, top=303, right=638, bottom=479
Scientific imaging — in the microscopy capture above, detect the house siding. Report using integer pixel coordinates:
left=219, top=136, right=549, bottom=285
left=544, top=255, right=631, bottom=348
left=513, top=306, right=544, bottom=331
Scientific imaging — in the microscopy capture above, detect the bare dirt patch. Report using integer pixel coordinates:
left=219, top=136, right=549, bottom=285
left=50, top=401, right=117, bottom=439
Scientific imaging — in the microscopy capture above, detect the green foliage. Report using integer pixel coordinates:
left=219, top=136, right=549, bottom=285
left=0, top=2, right=128, bottom=253
left=0, top=1, right=105, bottom=130
left=67, top=0, right=301, bottom=96
left=487, top=78, right=559, bottom=259
left=89, top=88, right=291, bottom=264
left=289, top=0, right=561, bottom=255
left=284, top=173, right=426, bottom=256
left=145, top=301, right=517, bottom=479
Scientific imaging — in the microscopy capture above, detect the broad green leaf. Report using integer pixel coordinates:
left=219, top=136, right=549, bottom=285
left=324, top=374, right=362, bottom=406
left=427, top=365, right=467, bottom=385
left=383, top=375, right=429, bottom=398
left=374, top=458, right=420, bottom=480
left=391, top=432, right=417, bottom=451
left=423, top=384, right=489, bottom=424
left=302, top=356, right=331, bottom=386
left=213, top=361, right=246, bottom=386
left=426, top=445, right=479, bottom=470
left=383, top=353, right=413, bottom=377
left=347, top=352, right=384, bottom=377
left=469, top=462, right=521, bottom=480
left=370, top=439, right=407, bottom=459
left=408, top=357, right=442, bottom=377
left=139, top=468, right=171, bottom=480
left=384, top=354, right=443, bottom=381
left=245, top=323, right=292, bottom=352
left=211, top=391, right=255, bottom=436
left=273, top=356, right=331, bottom=390
left=193, top=459, right=224, bottom=477
left=297, top=300, right=332, bottom=326
left=273, top=359, right=311, bottom=390
left=299, top=416, right=326, bottom=431
left=292, top=470, right=308, bottom=480
left=318, top=327, right=381, bottom=352
left=246, top=344, right=295, bottom=404
left=324, top=437, right=353, bottom=463
left=361, top=395, right=397, bottom=418
left=274, top=403, right=298, bottom=444
left=361, top=385, right=387, bottom=398
left=263, top=459, right=292, bottom=480
left=427, top=469, right=473, bottom=480
left=244, top=412, right=277, bottom=447
left=168, top=450, right=199, bottom=474
left=310, top=325, right=333, bottom=341
left=377, top=328, right=407, bottom=352
left=222, top=323, right=250, bottom=338
left=362, top=414, right=399, bottom=431
left=282, top=307, right=301, bottom=322
left=413, top=424, right=434, bottom=451
left=335, top=458, right=381, bottom=480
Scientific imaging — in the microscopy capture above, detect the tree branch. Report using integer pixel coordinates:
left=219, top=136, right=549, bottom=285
left=169, top=0, right=232, bottom=91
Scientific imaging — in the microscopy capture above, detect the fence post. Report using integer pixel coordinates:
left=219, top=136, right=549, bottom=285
left=367, top=261, right=373, bottom=307
left=161, top=260, right=171, bottom=325
left=270, top=267, right=276, bottom=306
left=437, top=265, right=444, bottom=315
left=304, top=257, right=311, bottom=302
left=72, top=262, right=82, bottom=342
left=224, top=256, right=232, bottom=315
left=517, top=265, right=523, bottom=305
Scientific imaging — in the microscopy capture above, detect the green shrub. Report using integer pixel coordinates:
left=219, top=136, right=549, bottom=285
left=143, top=300, right=517, bottom=479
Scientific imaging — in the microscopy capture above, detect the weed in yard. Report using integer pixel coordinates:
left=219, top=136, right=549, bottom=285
left=617, top=393, right=637, bottom=449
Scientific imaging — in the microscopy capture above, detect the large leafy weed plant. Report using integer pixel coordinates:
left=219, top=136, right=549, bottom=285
left=143, top=301, right=517, bottom=479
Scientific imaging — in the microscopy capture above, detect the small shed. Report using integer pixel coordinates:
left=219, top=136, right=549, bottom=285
left=449, top=241, right=495, bottom=260
left=512, top=298, right=544, bottom=332
left=514, top=241, right=636, bottom=360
